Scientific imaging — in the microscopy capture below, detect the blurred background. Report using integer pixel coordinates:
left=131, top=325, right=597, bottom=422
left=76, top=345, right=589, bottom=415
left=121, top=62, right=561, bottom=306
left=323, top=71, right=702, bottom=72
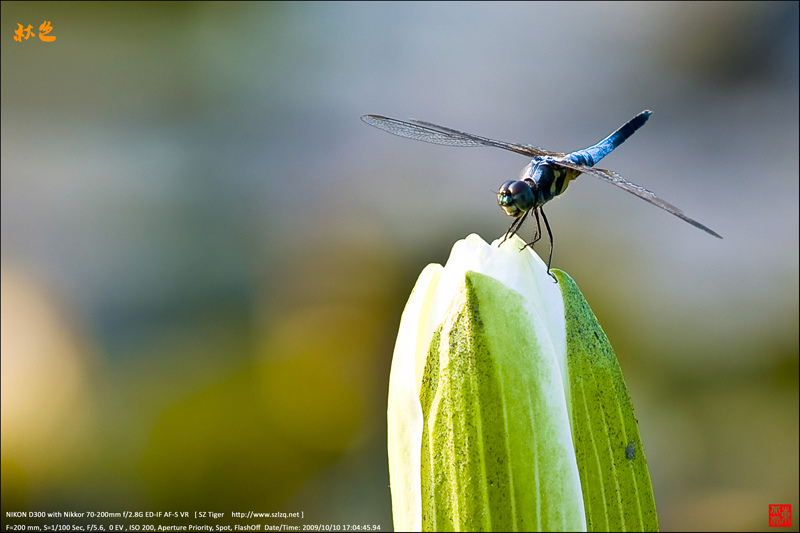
left=1, top=2, right=797, bottom=531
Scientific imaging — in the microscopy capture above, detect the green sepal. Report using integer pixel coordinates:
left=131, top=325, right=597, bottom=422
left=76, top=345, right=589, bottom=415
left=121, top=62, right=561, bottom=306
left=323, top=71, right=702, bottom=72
left=554, top=270, right=659, bottom=532
left=419, top=271, right=585, bottom=532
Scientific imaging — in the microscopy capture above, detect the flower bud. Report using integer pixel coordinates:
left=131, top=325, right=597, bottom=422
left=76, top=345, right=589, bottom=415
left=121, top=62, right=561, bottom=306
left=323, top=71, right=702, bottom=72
left=388, top=234, right=657, bottom=531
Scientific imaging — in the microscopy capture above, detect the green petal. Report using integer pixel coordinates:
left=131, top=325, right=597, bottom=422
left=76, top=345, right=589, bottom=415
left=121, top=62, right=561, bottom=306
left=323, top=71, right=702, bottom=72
left=419, top=271, right=585, bottom=532
left=555, top=270, right=659, bottom=532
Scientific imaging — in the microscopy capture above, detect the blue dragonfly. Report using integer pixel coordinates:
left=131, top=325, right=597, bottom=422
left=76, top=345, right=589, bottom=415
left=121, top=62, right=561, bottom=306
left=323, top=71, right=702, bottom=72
left=361, top=110, right=721, bottom=276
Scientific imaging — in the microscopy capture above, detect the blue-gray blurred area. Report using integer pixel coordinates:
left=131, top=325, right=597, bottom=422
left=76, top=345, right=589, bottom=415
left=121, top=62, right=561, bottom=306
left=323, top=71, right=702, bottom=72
left=1, top=2, right=797, bottom=531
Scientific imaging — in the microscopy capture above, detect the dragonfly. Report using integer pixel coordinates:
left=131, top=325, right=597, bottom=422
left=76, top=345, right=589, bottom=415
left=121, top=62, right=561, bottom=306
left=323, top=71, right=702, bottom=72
left=361, top=110, right=722, bottom=277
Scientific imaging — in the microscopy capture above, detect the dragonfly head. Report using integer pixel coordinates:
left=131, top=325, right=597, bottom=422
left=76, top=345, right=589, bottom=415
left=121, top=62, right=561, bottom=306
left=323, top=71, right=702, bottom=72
left=497, top=180, right=534, bottom=218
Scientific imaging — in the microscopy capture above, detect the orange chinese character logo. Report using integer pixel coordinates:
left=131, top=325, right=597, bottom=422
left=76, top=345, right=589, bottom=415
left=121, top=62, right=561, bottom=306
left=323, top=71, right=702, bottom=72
left=13, top=21, right=56, bottom=43
left=13, top=23, right=35, bottom=41
left=39, top=20, right=56, bottom=42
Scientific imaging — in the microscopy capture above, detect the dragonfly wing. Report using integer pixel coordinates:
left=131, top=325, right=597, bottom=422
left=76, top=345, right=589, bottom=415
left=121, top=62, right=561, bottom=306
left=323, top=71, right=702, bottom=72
left=361, top=115, right=563, bottom=157
left=556, top=160, right=722, bottom=238
left=409, top=119, right=564, bottom=158
left=361, top=115, right=485, bottom=147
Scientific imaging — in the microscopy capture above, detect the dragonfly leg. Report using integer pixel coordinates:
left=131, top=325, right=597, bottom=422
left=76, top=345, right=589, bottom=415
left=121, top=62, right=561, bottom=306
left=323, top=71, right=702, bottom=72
left=520, top=208, right=542, bottom=251
left=539, top=208, right=556, bottom=283
left=526, top=208, right=543, bottom=246
left=514, top=208, right=556, bottom=282
left=500, top=211, right=528, bottom=245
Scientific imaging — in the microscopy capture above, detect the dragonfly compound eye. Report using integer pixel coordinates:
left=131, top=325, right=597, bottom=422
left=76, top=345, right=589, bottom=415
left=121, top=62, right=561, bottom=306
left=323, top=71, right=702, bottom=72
left=497, top=180, right=534, bottom=217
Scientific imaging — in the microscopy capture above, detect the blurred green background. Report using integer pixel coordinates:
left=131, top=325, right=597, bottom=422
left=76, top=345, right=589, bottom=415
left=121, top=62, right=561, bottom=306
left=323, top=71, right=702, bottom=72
left=1, top=2, right=797, bottom=531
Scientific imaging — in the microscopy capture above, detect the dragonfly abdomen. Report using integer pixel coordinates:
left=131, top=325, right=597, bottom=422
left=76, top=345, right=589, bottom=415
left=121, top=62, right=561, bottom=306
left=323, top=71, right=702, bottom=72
left=566, top=110, right=652, bottom=167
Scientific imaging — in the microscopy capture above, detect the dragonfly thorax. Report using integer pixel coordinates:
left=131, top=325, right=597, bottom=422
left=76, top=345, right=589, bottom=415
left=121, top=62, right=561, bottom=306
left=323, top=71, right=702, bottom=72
left=527, top=158, right=580, bottom=204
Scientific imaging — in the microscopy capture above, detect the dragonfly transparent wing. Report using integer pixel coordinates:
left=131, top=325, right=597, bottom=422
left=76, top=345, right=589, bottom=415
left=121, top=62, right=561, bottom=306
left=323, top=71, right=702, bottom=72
left=408, top=119, right=564, bottom=157
left=361, top=115, right=563, bottom=158
left=556, top=160, right=722, bottom=238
